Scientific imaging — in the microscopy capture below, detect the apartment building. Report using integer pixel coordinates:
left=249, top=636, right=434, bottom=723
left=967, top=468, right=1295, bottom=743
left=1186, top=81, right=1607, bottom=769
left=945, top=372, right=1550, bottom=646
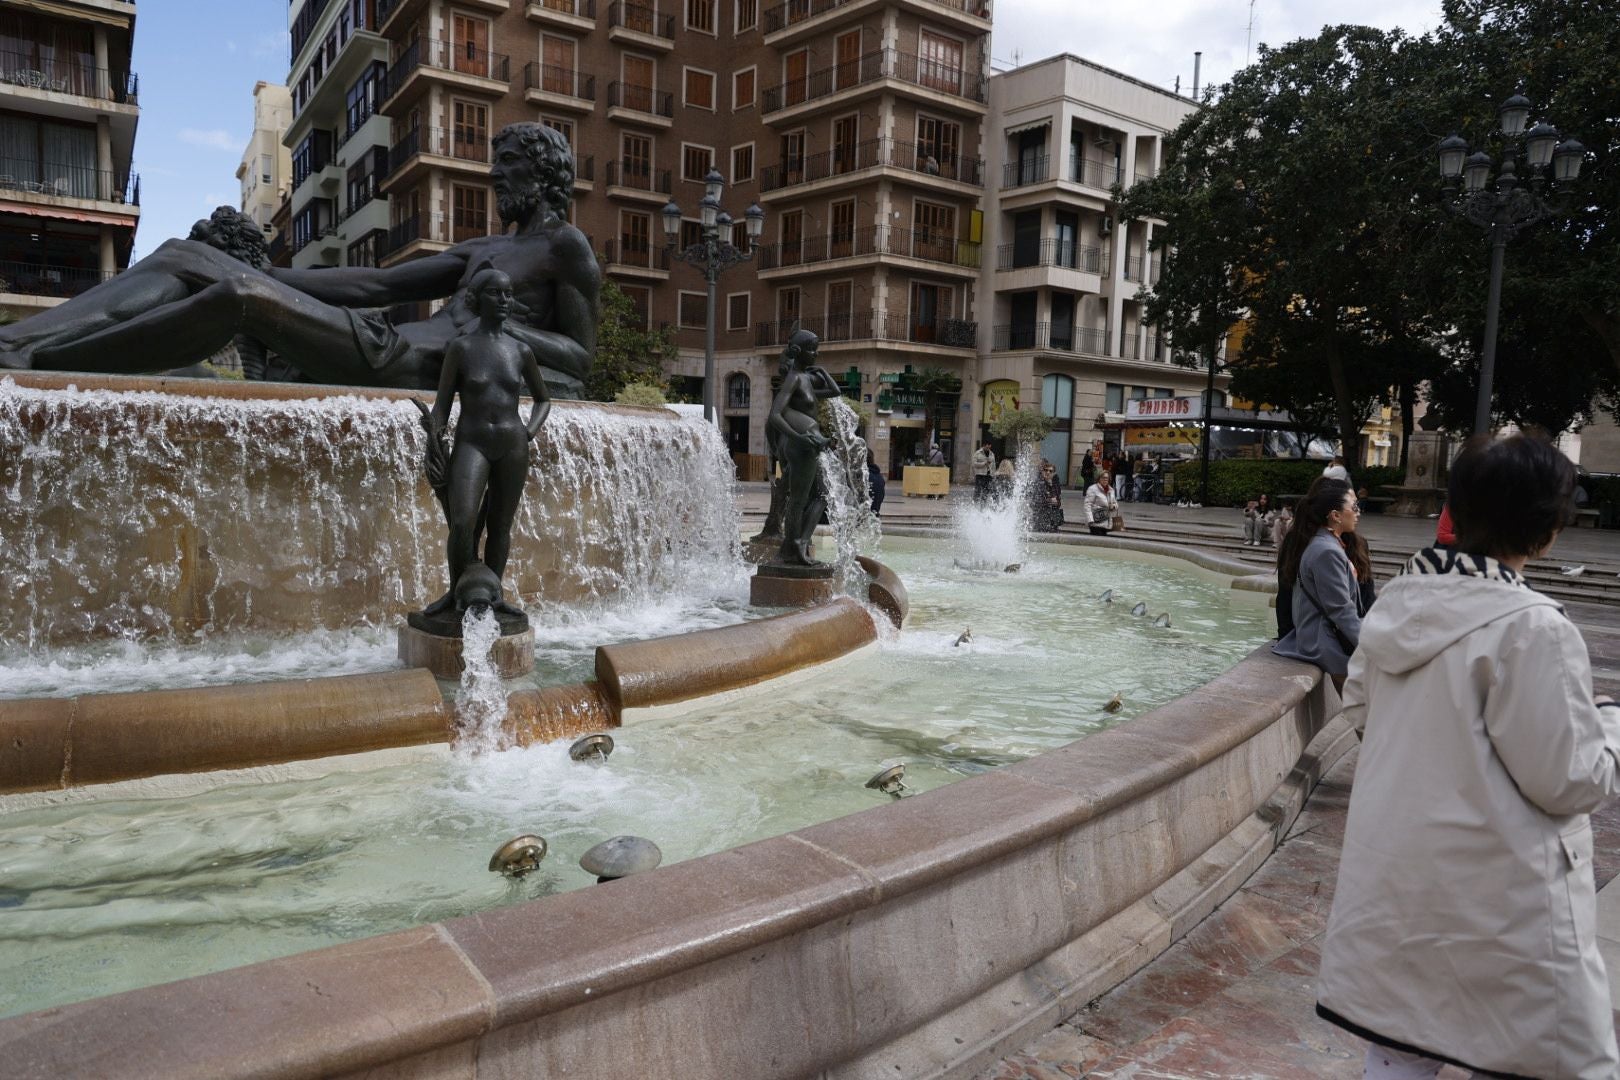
left=0, top=0, right=139, bottom=318
left=365, top=0, right=991, bottom=474
left=978, top=54, right=1211, bottom=483
left=238, top=81, right=293, bottom=245
left=281, top=0, right=391, bottom=269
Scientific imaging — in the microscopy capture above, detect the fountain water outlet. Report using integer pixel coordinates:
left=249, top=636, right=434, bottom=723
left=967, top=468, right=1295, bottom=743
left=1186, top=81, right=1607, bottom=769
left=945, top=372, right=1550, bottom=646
left=1130, top=602, right=1148, bottom=617
left=489, top=835, right=548, bottom=878
left=568, top=734, right=615, bottom=763
left=580, top=836, right=662, bottom=883
left=865, top=764, right=908, bottom=798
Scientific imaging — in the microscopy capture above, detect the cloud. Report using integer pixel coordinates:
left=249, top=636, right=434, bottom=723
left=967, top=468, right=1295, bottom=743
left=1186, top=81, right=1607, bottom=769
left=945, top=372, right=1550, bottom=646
left=179, top=128, right=242, bottom=153
left=252, top=32, right=285, bottom=59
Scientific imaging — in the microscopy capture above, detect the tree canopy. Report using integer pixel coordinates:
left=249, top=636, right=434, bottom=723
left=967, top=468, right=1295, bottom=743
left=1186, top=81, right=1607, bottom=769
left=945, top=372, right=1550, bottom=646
left=584, top=277, right=678, bottom=402
left=1122, top=0, right=1618, bottom=449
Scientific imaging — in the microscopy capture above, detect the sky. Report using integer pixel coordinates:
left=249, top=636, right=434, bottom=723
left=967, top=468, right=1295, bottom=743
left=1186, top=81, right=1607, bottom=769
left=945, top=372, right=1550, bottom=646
left=131, top=0, right=1446, bottom=255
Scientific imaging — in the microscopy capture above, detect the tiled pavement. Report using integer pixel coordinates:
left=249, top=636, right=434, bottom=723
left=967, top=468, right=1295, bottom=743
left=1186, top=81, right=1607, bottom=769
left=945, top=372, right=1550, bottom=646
left=976, top=749, right=1620, bottom=1080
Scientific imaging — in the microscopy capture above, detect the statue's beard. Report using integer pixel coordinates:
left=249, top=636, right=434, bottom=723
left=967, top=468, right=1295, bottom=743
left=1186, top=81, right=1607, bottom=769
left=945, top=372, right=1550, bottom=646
left=497, top=188, right=544, bottom=228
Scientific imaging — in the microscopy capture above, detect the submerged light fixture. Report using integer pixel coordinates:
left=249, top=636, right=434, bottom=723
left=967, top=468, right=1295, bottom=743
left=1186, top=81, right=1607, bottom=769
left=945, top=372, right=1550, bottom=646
left=569, top=733, right=615, bottom=763
left=489, top=834, right=548, bottom=878
left=865, top=764, right=908, bottom=798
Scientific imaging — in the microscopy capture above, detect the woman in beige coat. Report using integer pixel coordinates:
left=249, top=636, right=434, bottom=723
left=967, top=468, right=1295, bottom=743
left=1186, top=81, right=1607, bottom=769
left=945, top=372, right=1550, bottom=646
left=1317, top=435, right=1620, bottom=1079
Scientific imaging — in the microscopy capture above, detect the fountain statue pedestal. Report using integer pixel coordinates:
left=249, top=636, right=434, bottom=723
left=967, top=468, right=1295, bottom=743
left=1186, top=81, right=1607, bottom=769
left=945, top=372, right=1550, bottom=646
left=751, top=562, right=838, bottom=608
left=398, top=612, right=536, bottom=680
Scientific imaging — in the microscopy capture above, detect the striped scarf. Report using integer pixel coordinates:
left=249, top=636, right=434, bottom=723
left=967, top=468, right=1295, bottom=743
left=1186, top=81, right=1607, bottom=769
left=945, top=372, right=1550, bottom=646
left=1400, top=546, right=1525, bottom=589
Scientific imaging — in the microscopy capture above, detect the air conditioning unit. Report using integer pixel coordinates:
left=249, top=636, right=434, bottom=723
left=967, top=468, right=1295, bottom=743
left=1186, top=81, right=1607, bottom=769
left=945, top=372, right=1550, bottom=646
left=1093, top=134, right=1113, bottom=147
left=1098, top=218, right=1112, bottom=236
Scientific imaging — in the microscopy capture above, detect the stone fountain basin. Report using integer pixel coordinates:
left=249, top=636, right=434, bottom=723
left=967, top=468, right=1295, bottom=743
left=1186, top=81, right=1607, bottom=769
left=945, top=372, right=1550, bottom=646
left=0, top=535, right=1349, bottom=1080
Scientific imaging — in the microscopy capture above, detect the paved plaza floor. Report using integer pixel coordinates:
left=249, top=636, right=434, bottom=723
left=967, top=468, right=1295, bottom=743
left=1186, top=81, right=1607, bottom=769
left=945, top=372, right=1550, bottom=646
left=737, top=481, right=1620, bottom=1078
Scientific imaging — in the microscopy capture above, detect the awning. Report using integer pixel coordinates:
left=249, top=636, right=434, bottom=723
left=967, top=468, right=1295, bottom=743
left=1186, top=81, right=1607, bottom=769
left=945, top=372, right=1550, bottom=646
left=6, top=0, right=129, bottom=27
left=0, top=200, right=136, bottom=227
left=1004, top=118, right=1052, bottom=138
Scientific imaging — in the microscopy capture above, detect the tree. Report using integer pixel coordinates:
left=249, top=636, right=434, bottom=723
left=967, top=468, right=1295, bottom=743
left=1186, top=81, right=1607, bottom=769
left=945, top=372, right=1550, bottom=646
left=584, top=277, right=677, bottom=402
left=1123, top=26, right=1457, bottom=463
left=911, top=365, right=962, bottom=448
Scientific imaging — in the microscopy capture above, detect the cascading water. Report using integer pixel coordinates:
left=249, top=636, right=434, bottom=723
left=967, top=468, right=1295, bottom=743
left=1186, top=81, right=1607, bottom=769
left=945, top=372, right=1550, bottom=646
left=454, top=607, right=506, bottom=753
left=951, top=447, right=1038, bottom=570
left=817, top=398, right=880, bottom=596
left=0, top=380, right=745, bottom=665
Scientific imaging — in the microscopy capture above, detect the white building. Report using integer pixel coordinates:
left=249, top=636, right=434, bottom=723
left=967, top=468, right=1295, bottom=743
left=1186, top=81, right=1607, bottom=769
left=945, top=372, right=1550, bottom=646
left=237, top=82, right=292, bottom=242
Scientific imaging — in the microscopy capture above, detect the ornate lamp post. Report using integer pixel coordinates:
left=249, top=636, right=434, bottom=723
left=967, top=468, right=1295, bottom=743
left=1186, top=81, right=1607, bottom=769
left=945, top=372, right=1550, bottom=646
left=1437, top=93, right=1585, bottom=435
left=662, top=170, right=766, bottom=425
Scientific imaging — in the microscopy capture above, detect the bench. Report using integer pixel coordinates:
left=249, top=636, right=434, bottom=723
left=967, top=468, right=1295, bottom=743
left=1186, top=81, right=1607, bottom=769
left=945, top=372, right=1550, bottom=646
left=1359, top=495, right=1395, bottom=514
left=1576, top=508, right=1601, bottom=528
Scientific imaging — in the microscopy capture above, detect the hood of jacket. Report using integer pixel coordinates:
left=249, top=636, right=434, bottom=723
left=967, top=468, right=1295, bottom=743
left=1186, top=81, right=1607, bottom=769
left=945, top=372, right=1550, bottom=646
left=1357, top=569, right=1558, bottom=675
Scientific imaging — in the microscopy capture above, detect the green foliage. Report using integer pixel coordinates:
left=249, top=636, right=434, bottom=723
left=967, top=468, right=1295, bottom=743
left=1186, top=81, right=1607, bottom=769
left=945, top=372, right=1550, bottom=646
left=1169, top=460, right=1404, bottom=507
left=613, top=382, right=668, bottom=407
left=201, top=361, right=246, bottom=381
left=586, top=277, right=677, bottom=402
left=989, top=409, right=1055, bottom=444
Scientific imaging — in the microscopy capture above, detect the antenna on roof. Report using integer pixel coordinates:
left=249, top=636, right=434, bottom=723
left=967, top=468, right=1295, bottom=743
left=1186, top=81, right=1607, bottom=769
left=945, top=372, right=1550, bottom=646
left=1245, top=0, right=1258, bottom=66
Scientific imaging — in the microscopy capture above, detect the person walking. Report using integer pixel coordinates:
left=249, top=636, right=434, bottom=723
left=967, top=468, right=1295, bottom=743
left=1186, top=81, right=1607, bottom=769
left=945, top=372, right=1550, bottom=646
left=993, top=455, right=1016, bottom=500
left=1317, top=434, right=1620, bottom=1080
left=1113, top=452, right=1132, bottom=502
left=1083, top=474, right=1117, bottom=536
left=972, top=441, right=995, bottom=503
left=1272, top=478, right=1360, bottom=690
left=1080, top=450, right=1097, bottom=493
left=866, top=449, right=886, bottom=516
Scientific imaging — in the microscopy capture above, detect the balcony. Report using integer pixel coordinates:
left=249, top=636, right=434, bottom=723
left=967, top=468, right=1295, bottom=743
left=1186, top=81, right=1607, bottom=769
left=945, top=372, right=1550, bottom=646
left=379, top=211, right=452, bottom=265
left=382, top=39, right=510, bottom=111
left=1002, top=155, right=1049, bottom=189
left=991, top=322, right=1108, bottom=356
left=573, top=155, right=595, bottom=193
left=607, top=2, right=675, bottom=49
left=0, top=260, right=113, bottom=302
left=762, top=48, right=985, bottom=121
left=383, top=127, right=492, bottom=192
left=759, top=136, right=983, bottom=194
left=601, top=239, right=670, bottom=279
left=604, top=160, right=672, bottom=203
left=1067, top=150, right=1128, bottom=191
left=753, top=311, right=976, bottom=349
left=526, top=0, right=597, bottom=31
left=996, top=239, right=1102, bottom=273
left=754, top=223, right=979, bottom=275
left=0, top=158, right=139, bottom=209
left=0, top=52, right=138, bottom=106
left=607, top=81, right=674, bottom=127
left=379, top=0, right=509, bottom=37
left=762, top=0, right=989, bottom=44
left=523, top=62, right=595, bottom=112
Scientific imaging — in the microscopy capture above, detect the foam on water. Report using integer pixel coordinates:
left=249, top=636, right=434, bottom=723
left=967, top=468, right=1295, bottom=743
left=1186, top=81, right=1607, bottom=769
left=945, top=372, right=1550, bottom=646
left=817, top=398, right=881, bottom=597
left=454, top=608, right=506, bottom=753
left=950, top=449, right=1037, bottom=570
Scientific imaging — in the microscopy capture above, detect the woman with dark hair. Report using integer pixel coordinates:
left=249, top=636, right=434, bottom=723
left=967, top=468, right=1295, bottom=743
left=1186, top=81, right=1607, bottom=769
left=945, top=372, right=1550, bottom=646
left=1317, top=434, right=1620, bottom=1079
left=1031, top=459, right=1063, bottom=532
left=1272, top=478, right=1360, bottom=688
left=1339, top=531, right=1375, bottom=616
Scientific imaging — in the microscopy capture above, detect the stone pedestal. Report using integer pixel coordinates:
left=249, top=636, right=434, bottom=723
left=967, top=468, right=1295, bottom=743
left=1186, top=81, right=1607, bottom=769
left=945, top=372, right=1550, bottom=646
left=750, top=561, right=838, bottom=608
left=1385, top=430, right=1451, bottom=517
left=398, top=619, right=535, bottom=680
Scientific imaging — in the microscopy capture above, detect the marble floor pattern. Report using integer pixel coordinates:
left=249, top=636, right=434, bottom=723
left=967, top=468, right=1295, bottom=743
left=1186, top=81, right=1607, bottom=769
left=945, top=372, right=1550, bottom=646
left=977, top=748, right=1620, bottom=1080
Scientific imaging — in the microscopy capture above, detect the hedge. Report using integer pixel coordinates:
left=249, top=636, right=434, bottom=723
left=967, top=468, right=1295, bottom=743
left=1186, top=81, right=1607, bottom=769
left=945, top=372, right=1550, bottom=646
left=1167, top=460, right=1405, bottom=507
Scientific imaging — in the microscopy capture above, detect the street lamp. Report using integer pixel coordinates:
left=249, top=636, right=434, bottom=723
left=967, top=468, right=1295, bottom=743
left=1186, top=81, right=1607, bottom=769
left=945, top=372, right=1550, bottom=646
left=663, top=168, right=766, bottom=425
left=1437, top=93, right=1585, bottom=435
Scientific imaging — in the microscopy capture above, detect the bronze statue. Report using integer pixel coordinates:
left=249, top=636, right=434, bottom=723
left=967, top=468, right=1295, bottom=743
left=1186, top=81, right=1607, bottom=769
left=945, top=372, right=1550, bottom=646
left=765, top=329, right=843, bottom=565
left=412, top=266, right=550, bottom=629
left=0, top=123, right=599, bottom=398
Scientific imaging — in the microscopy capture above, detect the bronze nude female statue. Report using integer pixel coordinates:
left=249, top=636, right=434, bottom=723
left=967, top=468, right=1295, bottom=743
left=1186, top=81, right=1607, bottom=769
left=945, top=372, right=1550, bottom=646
left=414, top=265, right=551, bottom=630
left=765, top=329, right=844, bottom=566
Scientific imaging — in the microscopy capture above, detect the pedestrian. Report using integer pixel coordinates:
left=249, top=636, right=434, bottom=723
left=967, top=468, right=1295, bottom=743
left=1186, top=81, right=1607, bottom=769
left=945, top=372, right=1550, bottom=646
left=1322, top=455, right=1351, bottom=484
left=993, top=455, right=1016, bottom=500
left=1114, top=452, right=1133, bottom=501
left=1317, top=434, right=1620, bottom=1080
left=927, top=442, right=945, bottom=467
left=1242, top=493, right=1272, bottom=546
left=1272, top=502, right=1294, bottom=548
left=972, top=441, right=995, bottom=503
left=866, top=449, right=885, bottom=516
left=1272, top=478, right=1360, bottom=691
left=1031, top=458, right=1063, bottom=532
left=1080, top=449, right=1097, bottom=492
left=1083, top=473, right=1117, bottom=536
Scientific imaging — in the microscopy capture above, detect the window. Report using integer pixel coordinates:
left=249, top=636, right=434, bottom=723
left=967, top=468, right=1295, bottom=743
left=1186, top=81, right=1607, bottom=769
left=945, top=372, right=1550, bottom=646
left=784, top=49, right=808, bottom=107
left=542, top=36, right=577, bottom=94
left=344, top=61, right=386, bottom=138
left=726, top=293, right=750, bottom=331
left=621, top=210, right=652, bottom=266
left=779, top=209, right=803, bottom=266
left=345, top=147, right=387, bottom=214
left=541, top=116, right=575, bottom=147
left=452, top=100, right=489, bottom=162
left=1152, top=387, right=1174, bottom=399
left=832, top=114, right=858, bottom=172
left=452, top=185, right=489, bottom=242
left=682, top=144, right=714, bottom=182
left=916, top=115, right=960, bottom=176
left=451, top=14, right=492, bottom=77
left=727, top=372, right=751, bottom=409
left=1130, top=386, right=1148, bottom=400
left=732, top=67, right=755, bottom=109
left=776, top=286, right=801, bottom=328
left=291, top=129, right=333, bottom=189
left=826, top=280, right=853, bottom=340
left=912, top=201, right=956, bottom=262
left=735, top=0, right=757, bottom=32
left=684, top=68, right=715, bottom=110
left=909, top=282, right=952, bottom=342
left=260, top=154, right=273, bottom=184
left=833, top=30, right=861, bottom=92
left=779, top=130, right=805, bottom=184
left=1105, top=383, right=1124, bottom=413
left=680, top=219, right=702, bottom=249
left=918, top=30, right=964, bottom=94
left=347, top=229, right=388, bottom=268
left=621, top=132, right=652, bottom=187
left=679, top=291, right=708, bottom=328
left=620, top=285, right=651, bottom=328
left=731, top=144, right=754, bottom=184
left=829, top=200, right=855, bottom=257
left=686, top=0, right=714, bottom=32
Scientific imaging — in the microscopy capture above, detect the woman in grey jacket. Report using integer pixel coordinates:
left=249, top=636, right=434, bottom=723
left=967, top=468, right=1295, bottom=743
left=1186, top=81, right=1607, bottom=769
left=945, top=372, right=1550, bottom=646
left=1272, top=478, right=1360, bottom=689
